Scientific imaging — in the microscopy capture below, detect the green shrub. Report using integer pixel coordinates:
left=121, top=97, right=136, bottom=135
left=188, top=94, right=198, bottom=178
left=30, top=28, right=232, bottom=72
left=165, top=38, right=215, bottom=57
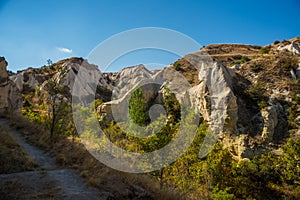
left=241, top=56, right=250, bottom=63
left=259, top=46, right=271, bottom=54
left=234, top=56, right=251, bottom=65
left=250, top=64, right=262, bottom=72
left=174, top=62, right=181, bottom=71
left=245, top=83, right=266, bottom=101
left=258, top=100, right=268, bottom=109
left=212, top=187, right=234, bottom=200
left=279, top=54, right=298, bottom=71
left=279, top=138, right=300, bottom=183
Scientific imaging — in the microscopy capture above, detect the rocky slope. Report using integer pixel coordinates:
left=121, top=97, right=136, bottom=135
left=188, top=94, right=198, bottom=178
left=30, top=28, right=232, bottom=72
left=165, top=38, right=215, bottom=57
left=175, top=37, right=300, bottom=158
left=6, top=36, right=300, bottom=159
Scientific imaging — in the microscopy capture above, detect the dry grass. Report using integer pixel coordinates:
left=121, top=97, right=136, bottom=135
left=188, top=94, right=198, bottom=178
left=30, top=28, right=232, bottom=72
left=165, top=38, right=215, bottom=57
left=0, top=124, right=36, bottom=174
left=7, top=113, right=180, bottom=200
left=0, top=177, right=62, bottom=200
left=30, top=186, right=62, bottom=199
left=0, top=179, right=23, bottom=200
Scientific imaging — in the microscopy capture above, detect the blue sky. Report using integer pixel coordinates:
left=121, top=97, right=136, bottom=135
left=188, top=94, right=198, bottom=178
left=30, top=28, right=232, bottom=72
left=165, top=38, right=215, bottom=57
left=0, top=0, right=299, bottom=72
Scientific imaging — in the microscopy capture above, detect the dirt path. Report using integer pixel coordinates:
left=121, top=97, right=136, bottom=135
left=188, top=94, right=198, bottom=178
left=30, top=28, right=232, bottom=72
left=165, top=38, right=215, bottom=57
left=0, top=118, right=113, bottom=200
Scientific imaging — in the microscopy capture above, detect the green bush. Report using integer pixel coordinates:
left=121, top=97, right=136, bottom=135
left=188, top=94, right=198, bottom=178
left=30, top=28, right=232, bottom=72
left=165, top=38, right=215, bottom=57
left=241, top=56, right=250, bottom=63
left=279, top=54, right=298, bottom=71
left=250, top=64, right=262, bottom=72
left=234, top=56, right=251, bottom=65
left=259, top=46, right=271, bottom=54
left=245, top=83, right=266, bottom=101
left=174, top=62, right=181, bottom=71
left=212, top=187, right=234, bottom=200
left=279, top=138, right=300, bottom=183
left=258, top=100, right=268, bottom=109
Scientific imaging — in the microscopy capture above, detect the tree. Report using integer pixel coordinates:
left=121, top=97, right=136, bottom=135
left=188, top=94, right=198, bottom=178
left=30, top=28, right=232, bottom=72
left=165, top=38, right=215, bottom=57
left=163, top=86, right=181, bottom=124
left=44, top=79, right=62, bottom=138
left=129, top=87, right=148, bottom=126
left=47, top=59, right=53, bottom=66
left=44, top=70, right=71, bottom=139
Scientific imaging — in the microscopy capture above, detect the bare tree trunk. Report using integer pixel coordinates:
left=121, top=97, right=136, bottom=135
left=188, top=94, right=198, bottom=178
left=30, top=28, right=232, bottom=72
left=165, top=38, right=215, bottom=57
left=50, top=102, right=56, bottom=139
left=160, top=167, right=164, bottom=189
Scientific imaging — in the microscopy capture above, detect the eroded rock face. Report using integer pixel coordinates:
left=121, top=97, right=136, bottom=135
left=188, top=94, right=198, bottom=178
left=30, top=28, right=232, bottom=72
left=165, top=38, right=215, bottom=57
left=10, top=70, right=39, bottom=93
left=0, top=58, right=8, bottom=82
left=54, top=59, right=112, bottom=104
left=277, top=40, right=300, bottom=55
left=188, top=61, right=238, bottom=137
left=0, top=57, right=10, bottom=113
left=56, top=59, right=111, bottom=91
left=0, top=57, right=22, bottom=115
left=11, top=58, right=113, bottom=105
left=261, top=104, right=280, bottom=142
left=111, top=64, right=154, bottom=99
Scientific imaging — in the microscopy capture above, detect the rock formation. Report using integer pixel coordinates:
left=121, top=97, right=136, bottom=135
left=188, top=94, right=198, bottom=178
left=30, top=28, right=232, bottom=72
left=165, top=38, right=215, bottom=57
left=277, top=38, right=300, bottom=55
left=0, top=57, right=22, bottom=115
left=8, top=36, right=300, bottom=159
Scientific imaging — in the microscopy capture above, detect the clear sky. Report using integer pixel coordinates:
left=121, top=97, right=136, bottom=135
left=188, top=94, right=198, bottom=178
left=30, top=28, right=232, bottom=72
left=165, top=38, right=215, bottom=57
left=0, top=0, right=299, bottom=72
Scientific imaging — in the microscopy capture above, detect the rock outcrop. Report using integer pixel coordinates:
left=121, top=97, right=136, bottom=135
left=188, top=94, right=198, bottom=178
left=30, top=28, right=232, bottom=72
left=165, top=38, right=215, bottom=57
left=277, top=39, right=300, bottom=55
left=188, top=61, right=238, bottom=136
left=109, top=64, right=154, bottom=99
left=53, top=59, right=112, bottom=104
left=0, top=57, right=22, bottom=115
left=10, top=58, right=113, bottom=105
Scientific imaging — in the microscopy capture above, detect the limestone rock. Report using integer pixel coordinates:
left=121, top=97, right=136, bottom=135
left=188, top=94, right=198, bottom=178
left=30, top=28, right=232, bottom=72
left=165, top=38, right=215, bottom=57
left=10, top=70, right=39, bottom=92
left=0, top=57, right=22, bottom=115
left=55, top=59, right=112, bottom=104
left=10, top=58, right=113, bottom=105
left=277, top=40, right=300, bottom=55
left=296, top=64, right=300, bottom=78
left=111, top=64, right=154, bottom=99
left=261, top=106, right=278, bottom=142
left=188, top=61, right=238, bottom=137
left=0, top=57, right=8, bottom=83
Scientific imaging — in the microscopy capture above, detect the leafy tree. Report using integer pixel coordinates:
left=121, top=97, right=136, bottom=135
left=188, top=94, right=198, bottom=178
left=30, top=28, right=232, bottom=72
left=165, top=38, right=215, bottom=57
left=44, top=79, right=62, bottom=138
left=43, top=66, right=72, bottom=139
left=129, top=87, right=149, bottom=126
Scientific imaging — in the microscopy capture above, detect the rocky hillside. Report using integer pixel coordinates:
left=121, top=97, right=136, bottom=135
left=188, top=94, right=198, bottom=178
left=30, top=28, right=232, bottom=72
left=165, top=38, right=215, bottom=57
left=6, top=37, right=300, bottom=160
left=170, top=37, right=300, bottom=158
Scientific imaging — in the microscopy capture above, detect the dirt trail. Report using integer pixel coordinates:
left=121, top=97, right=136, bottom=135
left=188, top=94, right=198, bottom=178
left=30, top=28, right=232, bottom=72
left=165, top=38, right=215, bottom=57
left=0, top=118, right=112, bottom=200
